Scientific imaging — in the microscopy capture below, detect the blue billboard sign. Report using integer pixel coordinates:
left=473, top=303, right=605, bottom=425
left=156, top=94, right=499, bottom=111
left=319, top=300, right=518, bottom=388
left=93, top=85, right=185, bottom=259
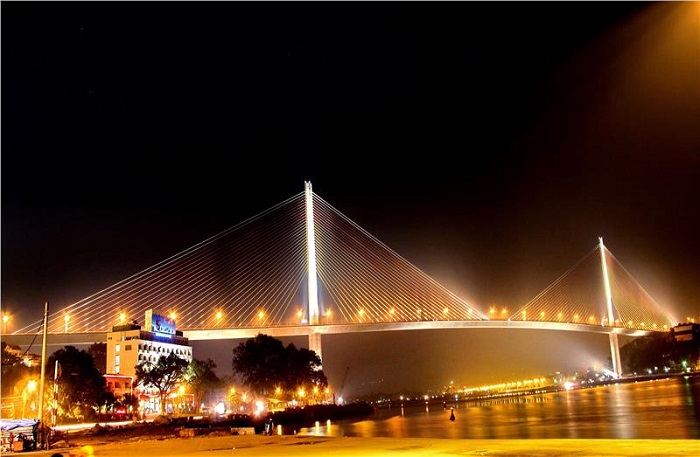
left=145, top=309, right=176, bottom=337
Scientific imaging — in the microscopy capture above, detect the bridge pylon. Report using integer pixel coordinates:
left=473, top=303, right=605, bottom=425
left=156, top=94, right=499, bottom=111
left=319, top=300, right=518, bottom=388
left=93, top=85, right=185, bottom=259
left=305, top=181, right=322, bottom=362
left=600, top=237, right=622, bottom=377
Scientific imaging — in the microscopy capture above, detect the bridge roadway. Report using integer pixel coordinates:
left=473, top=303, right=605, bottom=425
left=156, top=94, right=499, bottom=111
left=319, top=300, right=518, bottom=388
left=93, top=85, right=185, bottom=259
left=2, top=320, right=652, bottom=348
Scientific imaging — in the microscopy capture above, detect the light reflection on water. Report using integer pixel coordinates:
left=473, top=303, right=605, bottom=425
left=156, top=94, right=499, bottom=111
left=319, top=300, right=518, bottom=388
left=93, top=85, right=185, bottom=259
left=298, top=375, right=700, bottom=439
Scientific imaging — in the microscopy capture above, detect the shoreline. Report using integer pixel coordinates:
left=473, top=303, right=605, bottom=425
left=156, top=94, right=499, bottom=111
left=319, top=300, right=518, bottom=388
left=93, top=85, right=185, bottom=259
left=33, top=435, right=700, bottom=457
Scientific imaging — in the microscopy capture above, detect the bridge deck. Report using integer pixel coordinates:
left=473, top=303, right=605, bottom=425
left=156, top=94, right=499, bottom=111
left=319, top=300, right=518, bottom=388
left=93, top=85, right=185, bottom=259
left=2, top=320, right=652, bottom=347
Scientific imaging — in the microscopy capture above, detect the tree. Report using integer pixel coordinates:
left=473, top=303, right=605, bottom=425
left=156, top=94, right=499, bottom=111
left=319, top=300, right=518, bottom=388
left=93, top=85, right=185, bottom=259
left=48, top=346, right=112, bottom=421
left=2, top=342, right=41, bottom=421
left=1, top=342, right=22, bottom=367
left=88, top=342, right=107, bottom=374
left=1, top=342, right=30, bottom=397
left=184, top=358, right=221, bottom=413
left=621, top=330, right=699, bottom=375
left=232, top=334, right=327, bottom=399
left=283, top=344, right=327, bottom=390
left=120, top=392, right=140, bottom=418
left=135, top=351, right=189, bottom=414
left=620, top=333, right=673, bottom=374
left=232, top=334, right=287, bottom=395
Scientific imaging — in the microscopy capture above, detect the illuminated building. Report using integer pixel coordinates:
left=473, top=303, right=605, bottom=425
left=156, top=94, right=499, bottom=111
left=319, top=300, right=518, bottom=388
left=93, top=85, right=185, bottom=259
left=672, top=323, right=699, bottom=343
left=106, top=309, right=192, bottom=413
left=106, top=308, right=192, bottom=377
left=103, top=374, right=134, bottom=398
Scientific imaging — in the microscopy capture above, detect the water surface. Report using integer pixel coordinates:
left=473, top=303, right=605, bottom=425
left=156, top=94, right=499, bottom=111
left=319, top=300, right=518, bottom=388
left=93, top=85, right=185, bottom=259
left=300, top=375, right=700, bottom=439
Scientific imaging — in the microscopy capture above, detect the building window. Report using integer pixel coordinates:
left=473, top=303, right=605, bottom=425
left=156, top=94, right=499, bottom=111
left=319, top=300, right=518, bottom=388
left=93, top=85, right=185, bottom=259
left=125, top=344, right=132, bottom=351
left=115, top=344, right=121, bottom=353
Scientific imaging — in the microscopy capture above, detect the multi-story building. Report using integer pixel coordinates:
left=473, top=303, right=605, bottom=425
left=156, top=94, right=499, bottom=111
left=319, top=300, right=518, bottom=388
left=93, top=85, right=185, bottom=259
left=103, top=374, right=135, bottom=398
left=105, top=309, right=192, bottom=414
left=2, top=344, right=41, bottom=368
left=672, top=322, right=700, bottom=343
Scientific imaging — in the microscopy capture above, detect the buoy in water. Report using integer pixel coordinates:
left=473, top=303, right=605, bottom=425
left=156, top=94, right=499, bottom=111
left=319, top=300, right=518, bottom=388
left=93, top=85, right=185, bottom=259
left=449, top=408, right=455, bottom=421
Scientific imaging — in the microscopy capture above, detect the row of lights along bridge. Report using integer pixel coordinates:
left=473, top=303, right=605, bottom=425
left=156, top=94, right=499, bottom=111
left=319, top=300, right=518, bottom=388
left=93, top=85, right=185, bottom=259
left=4, top=310, right=698, bottom=334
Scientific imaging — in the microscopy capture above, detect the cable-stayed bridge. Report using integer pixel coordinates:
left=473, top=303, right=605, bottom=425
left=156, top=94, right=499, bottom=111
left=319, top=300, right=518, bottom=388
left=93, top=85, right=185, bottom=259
left=8, top=182, right=675, bottom=376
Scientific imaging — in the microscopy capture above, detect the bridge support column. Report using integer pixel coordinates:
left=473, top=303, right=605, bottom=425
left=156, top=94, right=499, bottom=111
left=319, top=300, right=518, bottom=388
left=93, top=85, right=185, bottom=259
left=309, top=331, right=323, bottom=366
left=305, top=181, right=320, bottom=325
left=609, top=332, right=622, bottom=377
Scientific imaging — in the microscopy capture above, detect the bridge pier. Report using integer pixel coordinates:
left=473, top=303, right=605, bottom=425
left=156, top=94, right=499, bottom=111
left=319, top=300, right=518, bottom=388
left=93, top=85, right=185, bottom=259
left=309, top=331, right=323, bottom=366
left=609, top=332, right=622, bottom=377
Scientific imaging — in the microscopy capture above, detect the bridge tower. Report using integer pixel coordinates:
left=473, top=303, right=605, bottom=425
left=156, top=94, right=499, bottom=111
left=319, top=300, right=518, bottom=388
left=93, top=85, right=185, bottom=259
left=305, top=181, right=323, bottom=362
left=599, top=237, right=622, bottom=377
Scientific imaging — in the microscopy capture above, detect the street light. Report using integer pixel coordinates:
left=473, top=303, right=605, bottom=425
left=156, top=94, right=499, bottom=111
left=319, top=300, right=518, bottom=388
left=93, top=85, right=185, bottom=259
left=229, top=387, right=236, bottom=412
left=22, top=379, right=37, bottom=419
left=174, top=385, right=193, bottom=414
left=2, top=313, right=9, bottom=333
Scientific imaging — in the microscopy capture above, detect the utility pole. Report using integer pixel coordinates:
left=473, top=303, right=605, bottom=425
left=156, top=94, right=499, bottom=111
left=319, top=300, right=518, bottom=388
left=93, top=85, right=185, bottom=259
left=38, top=301, right=49, bottom=450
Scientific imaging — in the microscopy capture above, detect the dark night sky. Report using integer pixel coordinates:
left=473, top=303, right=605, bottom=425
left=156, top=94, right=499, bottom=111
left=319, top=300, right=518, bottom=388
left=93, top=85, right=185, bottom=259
left=2, top=2, right=699, bottom=396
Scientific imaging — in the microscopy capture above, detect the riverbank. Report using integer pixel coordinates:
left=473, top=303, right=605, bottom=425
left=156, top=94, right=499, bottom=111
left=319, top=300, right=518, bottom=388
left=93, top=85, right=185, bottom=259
left=379, top=371, right=700, bottom=410
left=33, top=434, right=700, bottom=457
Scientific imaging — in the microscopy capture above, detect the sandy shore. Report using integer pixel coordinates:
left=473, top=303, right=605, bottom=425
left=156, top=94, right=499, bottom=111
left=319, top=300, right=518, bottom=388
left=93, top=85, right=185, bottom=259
left=33, top=434, right=699, bottom=457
